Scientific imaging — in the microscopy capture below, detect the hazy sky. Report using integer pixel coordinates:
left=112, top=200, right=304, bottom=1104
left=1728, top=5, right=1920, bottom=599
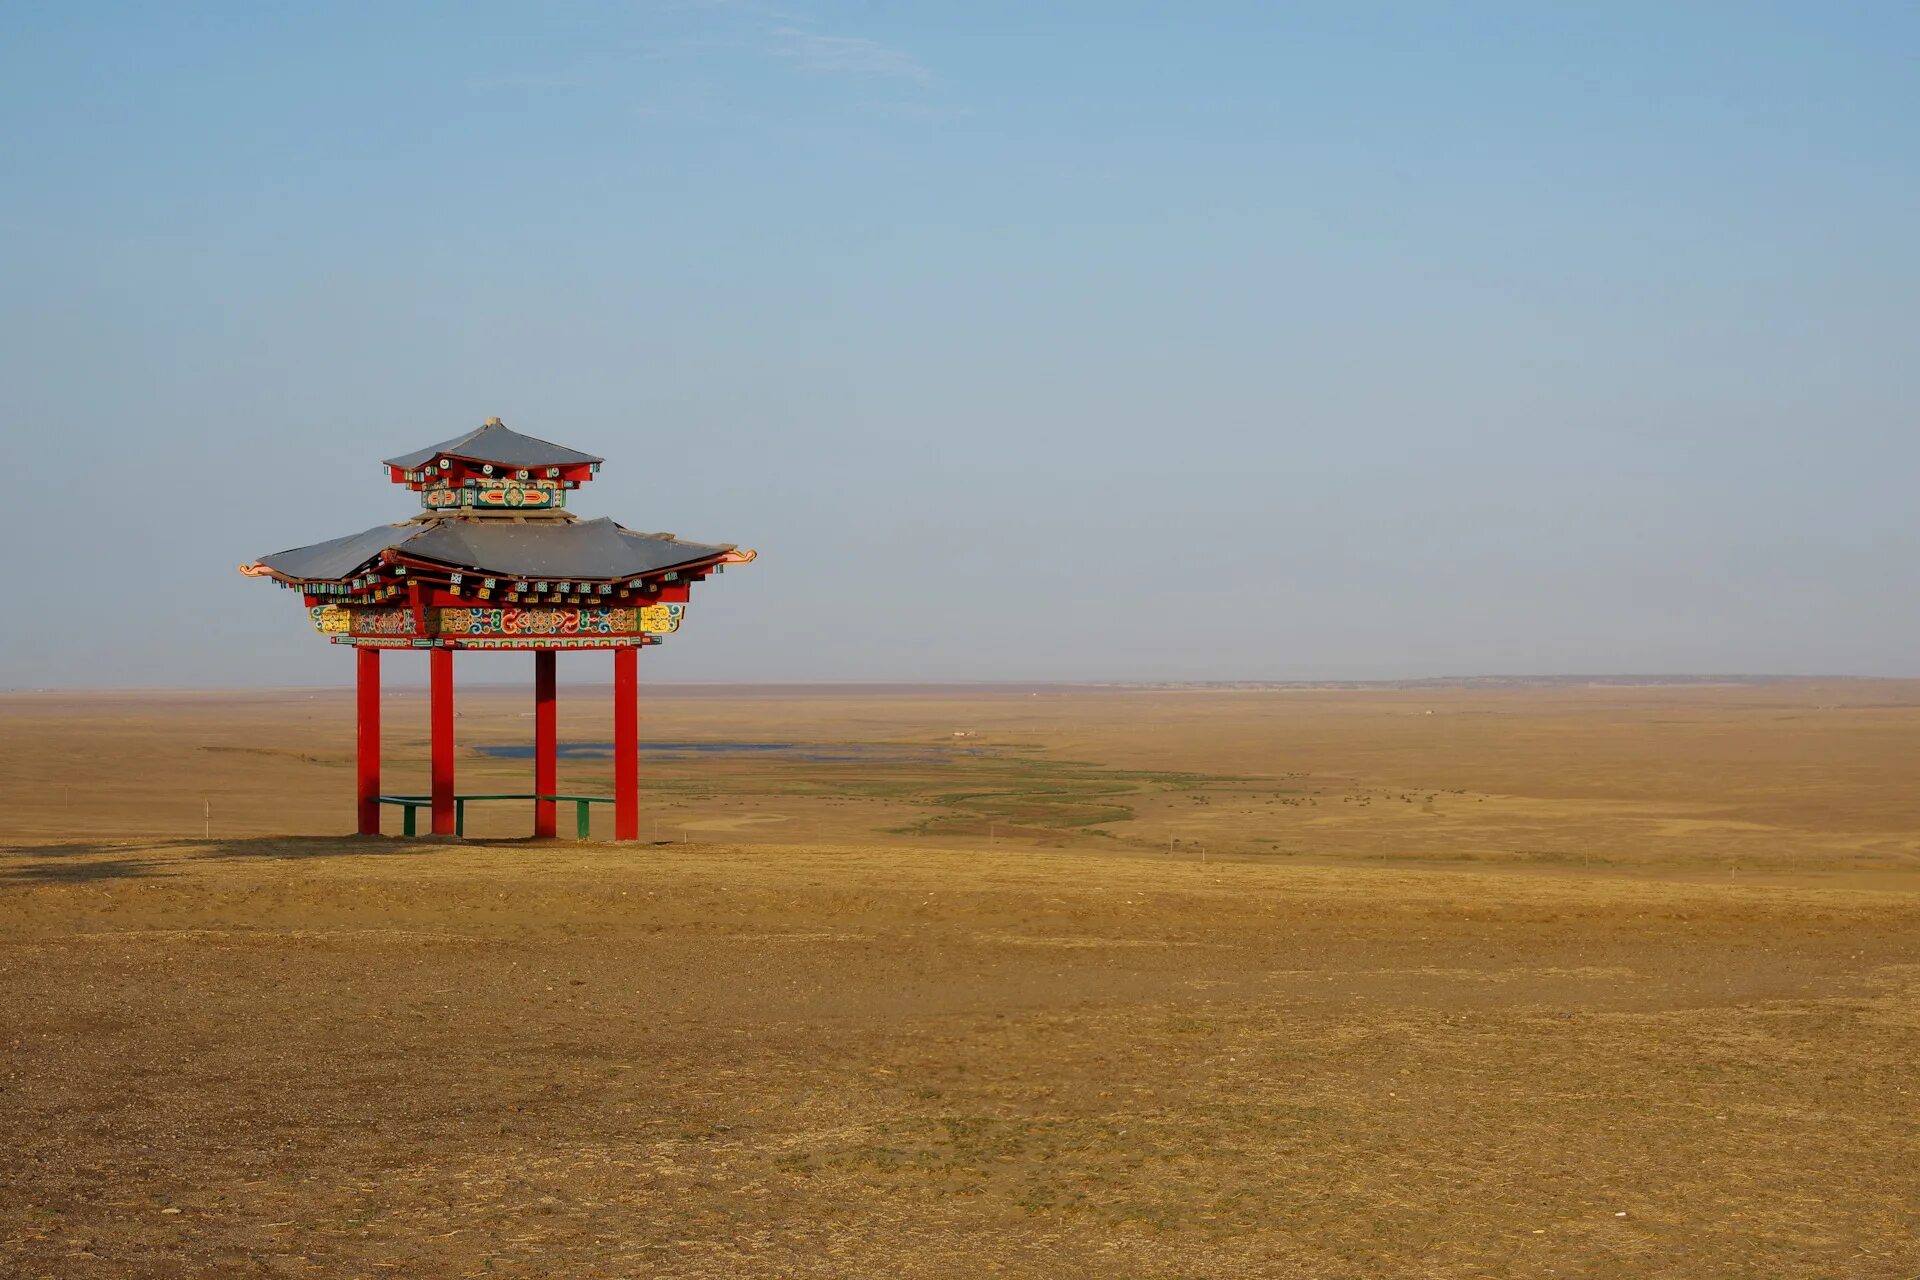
left=3, top=2, right=1915, bottom=686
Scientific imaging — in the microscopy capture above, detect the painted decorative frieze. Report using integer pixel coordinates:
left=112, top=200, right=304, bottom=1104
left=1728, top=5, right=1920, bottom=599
left=309, top=605, right=350, bottom=635
left=426, top=603, right=687, bottom=636
left=328, top=636, right=426, bottom=649
left=420, top=478, right=566, bottom=511
left=351, top=607, right=419, bottom=637
left=638, top=603, right=684, bottom=635
left=442, top=636, right=652, bottom=650
left=435, top=605, right=639, bottom=636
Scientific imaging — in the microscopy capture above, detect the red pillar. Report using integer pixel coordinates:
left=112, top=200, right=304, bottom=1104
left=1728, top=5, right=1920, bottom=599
left=613, top=645, right=639, bottom=841
left=534, top=650, right=557, bottom=838
left=430, top=645, right=456, bottom=835
left=356, top=646, right=380, bottom=835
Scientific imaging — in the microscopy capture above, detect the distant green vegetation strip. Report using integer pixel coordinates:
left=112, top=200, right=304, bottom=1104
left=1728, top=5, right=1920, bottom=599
left=538, top=741, right=1252, bottom=836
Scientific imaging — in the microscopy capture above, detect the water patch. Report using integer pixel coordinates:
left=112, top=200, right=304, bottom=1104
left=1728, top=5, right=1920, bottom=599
left=473, top=741, right=982, bottom=764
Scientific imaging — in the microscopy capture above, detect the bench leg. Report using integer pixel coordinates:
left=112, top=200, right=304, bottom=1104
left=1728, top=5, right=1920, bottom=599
left=576, top=801, right=591, bottom=841
left=402, top=805, right=416, bottom=838
left=455, top=798, right=466, bottom=838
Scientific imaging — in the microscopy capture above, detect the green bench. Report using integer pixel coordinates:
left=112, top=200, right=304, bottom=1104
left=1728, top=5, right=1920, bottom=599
left=377, top=793, right=614, bottom=839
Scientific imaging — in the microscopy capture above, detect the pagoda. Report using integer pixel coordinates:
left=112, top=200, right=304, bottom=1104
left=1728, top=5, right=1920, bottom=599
left=241, top=418, right=754, bottom=841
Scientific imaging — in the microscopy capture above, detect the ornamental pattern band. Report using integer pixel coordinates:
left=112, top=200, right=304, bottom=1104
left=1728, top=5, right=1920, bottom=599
left=421, top=479, right=566, bottom=511
left=352, top=607, right=419, bottom=636
left=330, top=602, right=686, bottom=639
left=639, top=603, right=684, bottom=634
left=309, top=605, right=350, bottom=635
left=328, top=636, right=653, bottom=648
left=433, top=604, right=685, bottom=636
left=444, top=637, right=652, bottom=650
left=436, top=606, right=638, bottom=636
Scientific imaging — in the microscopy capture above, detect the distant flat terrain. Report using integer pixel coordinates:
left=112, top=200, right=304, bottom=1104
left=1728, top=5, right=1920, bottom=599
left=6, top=678, right=1918, bottom=880
left=2, top=681, right=1918, bottom=1276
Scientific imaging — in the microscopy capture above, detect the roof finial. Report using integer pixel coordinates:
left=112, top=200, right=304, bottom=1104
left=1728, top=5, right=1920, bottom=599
left=483, top=416, right=503, bottom=427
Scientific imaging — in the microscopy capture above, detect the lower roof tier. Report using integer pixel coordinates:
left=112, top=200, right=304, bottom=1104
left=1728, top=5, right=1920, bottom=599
left=256, top=516, right=734, bottom=584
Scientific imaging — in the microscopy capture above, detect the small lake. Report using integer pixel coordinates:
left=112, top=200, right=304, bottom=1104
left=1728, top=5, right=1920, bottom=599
left=474, top=741, right=981, bottom=764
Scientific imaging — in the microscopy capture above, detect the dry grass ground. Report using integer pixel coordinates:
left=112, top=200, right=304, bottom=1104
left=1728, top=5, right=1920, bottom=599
left=2, top=680, right=1918, bottom=1277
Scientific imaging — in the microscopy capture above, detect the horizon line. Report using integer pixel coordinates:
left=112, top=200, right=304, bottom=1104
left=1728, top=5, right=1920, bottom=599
left=4, top=672, right=1913, bottom=696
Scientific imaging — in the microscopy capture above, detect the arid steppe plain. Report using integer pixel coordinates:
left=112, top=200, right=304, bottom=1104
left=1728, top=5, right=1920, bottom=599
left=3, top=679, right=1918, bottom=1278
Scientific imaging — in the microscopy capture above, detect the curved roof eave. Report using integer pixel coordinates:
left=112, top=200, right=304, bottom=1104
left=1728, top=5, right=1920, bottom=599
left=256, top=523, right=415, bottom=581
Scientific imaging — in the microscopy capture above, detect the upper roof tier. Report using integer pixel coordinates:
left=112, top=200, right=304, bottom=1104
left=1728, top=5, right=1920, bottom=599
left=385, top=418, right=604, bottom=495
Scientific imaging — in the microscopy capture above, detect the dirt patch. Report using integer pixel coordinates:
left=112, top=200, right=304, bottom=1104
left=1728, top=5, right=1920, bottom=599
left=2, top=683, right=1919, bottom=1276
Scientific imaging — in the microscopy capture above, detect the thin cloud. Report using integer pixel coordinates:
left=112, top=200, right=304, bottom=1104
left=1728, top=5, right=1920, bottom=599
left=769, top=26, right=930, bottom=83
left=466, top=72, right=586, bottom=92
left=860, top=98, right=973, bottom=123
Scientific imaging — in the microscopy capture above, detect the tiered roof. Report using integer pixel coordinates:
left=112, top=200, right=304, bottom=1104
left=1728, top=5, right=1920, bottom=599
left=251, top=418, right=747, bottom=606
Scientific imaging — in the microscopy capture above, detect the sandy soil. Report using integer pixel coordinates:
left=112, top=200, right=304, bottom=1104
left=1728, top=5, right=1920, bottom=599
left=2, top=681, right=1917, bottom=1277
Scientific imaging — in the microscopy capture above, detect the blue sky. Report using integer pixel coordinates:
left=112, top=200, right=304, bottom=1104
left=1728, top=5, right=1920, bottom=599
left=3, top=1, right=1916, bottom=685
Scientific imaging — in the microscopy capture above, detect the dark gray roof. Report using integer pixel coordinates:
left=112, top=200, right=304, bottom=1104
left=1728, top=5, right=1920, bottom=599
left=259, top=517, right=729, bottom=582
left=257, top=523, right=417, bottom=580
left=383, top=421, right=604, bottom=471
